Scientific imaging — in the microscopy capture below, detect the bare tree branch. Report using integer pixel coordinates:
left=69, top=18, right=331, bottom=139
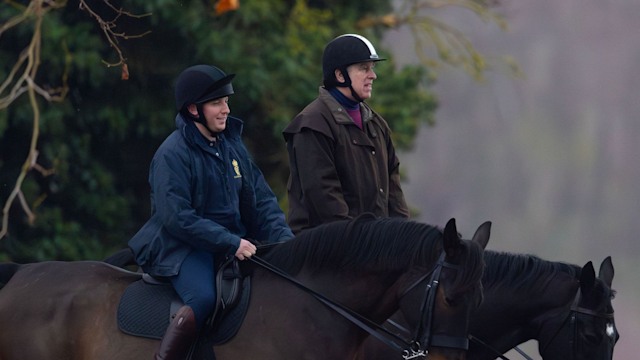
left=357, top=0, right=515, bottom=80
left=78, top=0, right=152, bottom=77
left=0, top=0, right=51, bottom=239
left=1, top=0, right=151, bottom=239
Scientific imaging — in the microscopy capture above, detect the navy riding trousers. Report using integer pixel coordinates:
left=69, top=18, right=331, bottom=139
left=170, top=250, right=216, bottom=329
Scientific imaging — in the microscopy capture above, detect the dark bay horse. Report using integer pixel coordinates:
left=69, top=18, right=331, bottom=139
left=359, top=250, right=619, bottom=359
left=0, top=216, right=490, bottom=360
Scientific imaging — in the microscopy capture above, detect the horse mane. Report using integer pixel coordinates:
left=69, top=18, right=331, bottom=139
left=263, top=214, right=443, bottom=275
left=482, top=250, right=580, bottom=292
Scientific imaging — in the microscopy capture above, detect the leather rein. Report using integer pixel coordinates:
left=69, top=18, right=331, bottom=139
left=249, top=252, right=465, bottom=359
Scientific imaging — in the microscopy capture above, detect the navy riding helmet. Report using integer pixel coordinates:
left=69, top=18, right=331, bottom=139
left=174, top=64, right=235, bottom=113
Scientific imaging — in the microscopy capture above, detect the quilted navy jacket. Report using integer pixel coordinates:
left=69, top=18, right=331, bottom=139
left=129, top=114, right=293, bottom=277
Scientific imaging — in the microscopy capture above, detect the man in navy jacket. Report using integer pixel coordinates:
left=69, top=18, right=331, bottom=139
left=129, top=64, right=294, bottom=360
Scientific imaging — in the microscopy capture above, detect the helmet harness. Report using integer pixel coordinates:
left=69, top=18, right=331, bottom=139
left=174, top=65, right=235, bottom=136
left=322, top=34, right=386, bottom=102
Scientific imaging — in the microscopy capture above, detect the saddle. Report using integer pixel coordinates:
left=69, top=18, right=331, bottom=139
left=117, top=256, right=251, bottom=346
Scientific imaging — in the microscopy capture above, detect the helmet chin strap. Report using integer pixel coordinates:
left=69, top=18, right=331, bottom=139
left=337, top=66, right=364, bottom=103
left=348, top=85, right=364, bottom=103
left=192, top=103, right=218, bottom=138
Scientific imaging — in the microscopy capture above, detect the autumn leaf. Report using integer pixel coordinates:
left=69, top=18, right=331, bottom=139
left=215, top=0, right=239, bottom=15
left=121, top=63, right=129, bottom=80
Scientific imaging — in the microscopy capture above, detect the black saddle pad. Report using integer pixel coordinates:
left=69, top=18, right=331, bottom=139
left=117, top=277, right=251, bottom=344
left=117, top=280, right=178, bottom=339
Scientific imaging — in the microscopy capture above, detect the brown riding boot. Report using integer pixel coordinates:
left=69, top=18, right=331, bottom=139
left=154, top=305, right=198, bottom=360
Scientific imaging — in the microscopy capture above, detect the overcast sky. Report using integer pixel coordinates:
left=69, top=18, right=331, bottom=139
left=384, top=1, right=639, bottom=358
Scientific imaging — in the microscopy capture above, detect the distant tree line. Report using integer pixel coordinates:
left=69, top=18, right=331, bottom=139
left=0, top=0, right=504, bottom=262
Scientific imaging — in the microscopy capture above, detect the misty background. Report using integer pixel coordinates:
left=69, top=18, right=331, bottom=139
left=385, top=0, right=639, bottom=358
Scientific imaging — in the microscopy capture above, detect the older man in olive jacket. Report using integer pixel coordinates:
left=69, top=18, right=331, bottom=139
left=283, top=34, right=410, bottom=235
left=283, top=87, right=409, bottom=234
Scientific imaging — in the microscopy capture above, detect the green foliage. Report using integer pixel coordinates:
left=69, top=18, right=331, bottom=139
left=0, top=0, right=438, bottom=261
left=6, top=207, right=106, bottom=262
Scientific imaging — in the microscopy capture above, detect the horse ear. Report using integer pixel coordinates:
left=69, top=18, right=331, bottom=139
left=599, top=256, right=614, bottom=288
left=443, top=218, right=462, bottom=256
left=580, top=261, right=596, bottom=294
left=471, top=221, right=491, bottom=250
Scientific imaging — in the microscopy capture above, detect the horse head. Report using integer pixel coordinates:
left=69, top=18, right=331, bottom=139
left=538, top=256, right=619, bottom=360
left=359, top=251, right=620, bottom=360
left=396, top=218, right=491, bottom=360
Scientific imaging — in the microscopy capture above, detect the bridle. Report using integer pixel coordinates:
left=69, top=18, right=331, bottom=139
left=470, top=286, right=616, bottom=360
left=399, top=253, right=470, bottom=358
left=538, top=287, right=616, bottom=360
left=249, top=251, right=470, bottom=359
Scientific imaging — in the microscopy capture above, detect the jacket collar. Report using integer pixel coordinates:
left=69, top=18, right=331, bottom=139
left=318, top=87, right=373, bottom=125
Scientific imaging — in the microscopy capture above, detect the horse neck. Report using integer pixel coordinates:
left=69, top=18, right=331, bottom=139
left=469, top=284, right=539, bottom=357
left=470, top=258, right=580, bottom=356
left=303, top=269, right=403, bottom=322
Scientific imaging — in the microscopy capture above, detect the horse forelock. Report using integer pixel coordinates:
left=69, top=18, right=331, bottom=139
left=482, top=250, right=580, bottom=293
left=264, top=216, right=443, bottom=275
left=451, top=239, right=487, bottom=293
left=577, top=267, right=616, bottom=312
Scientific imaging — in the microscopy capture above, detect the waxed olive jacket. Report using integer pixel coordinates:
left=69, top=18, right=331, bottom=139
left=283, top=87, right=409, bottom=234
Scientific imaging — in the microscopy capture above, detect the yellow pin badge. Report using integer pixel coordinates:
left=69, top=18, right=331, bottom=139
left=232, top=159, right=242, bottom=178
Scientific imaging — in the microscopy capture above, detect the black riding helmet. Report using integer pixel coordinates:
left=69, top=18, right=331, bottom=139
left=322, top=34, right=386, bottom=96
left=174, top=64, right=235, bottom=118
